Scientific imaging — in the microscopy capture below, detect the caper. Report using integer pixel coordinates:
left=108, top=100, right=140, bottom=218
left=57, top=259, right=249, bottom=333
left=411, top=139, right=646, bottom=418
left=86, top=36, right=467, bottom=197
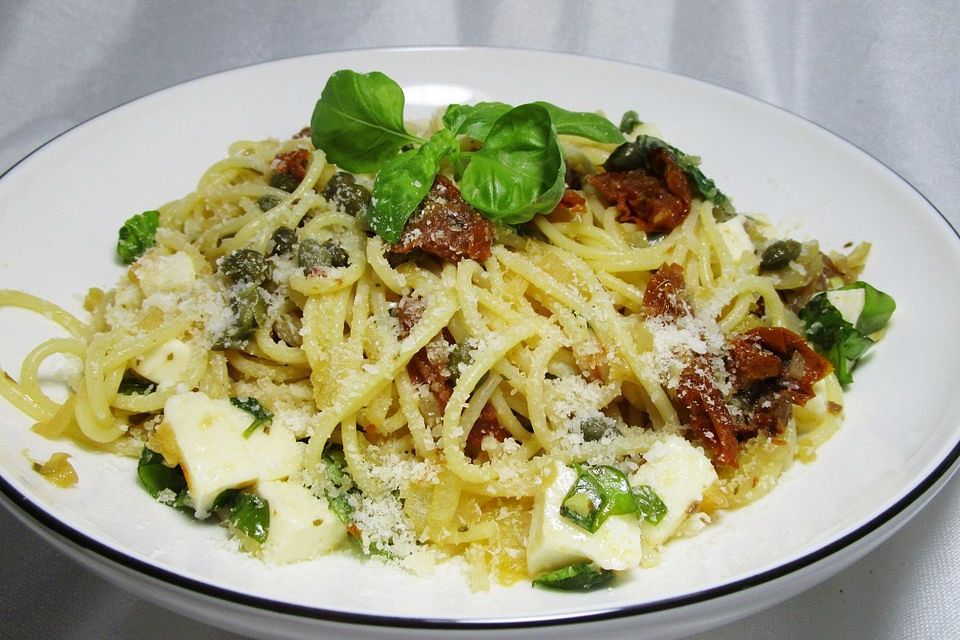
left=321, top=172, right=356, bottom=199
left=269, top=172, right=299, bottom=193
left=298, top=238, right=350, bottom=273
left=269, top=226, right=296, bottom=257
left=322, top=172, right=370, bottom=216
left=322, top=239, right=350, bottom=268
left=214, top=284, right=266, bottom=349
left=220, top=248, right=271, bottom=285
left=447, top=342, right=474, bottom=383
left=760, top=239, right=802, bottom=271
left=603, top=141, right=647, bottom=172
left=579, top=415, right=615, bottom=442
left=257, top=194, right=282, bottom=212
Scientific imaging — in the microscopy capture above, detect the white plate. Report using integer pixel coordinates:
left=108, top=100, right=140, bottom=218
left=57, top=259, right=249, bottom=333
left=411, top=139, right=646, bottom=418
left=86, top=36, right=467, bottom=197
left=1, top=47, right=959, bottom=640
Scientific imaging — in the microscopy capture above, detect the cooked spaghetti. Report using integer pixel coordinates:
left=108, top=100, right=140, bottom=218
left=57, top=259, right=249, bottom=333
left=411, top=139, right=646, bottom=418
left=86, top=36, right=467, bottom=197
left=0, top=73, right=894, bottom=591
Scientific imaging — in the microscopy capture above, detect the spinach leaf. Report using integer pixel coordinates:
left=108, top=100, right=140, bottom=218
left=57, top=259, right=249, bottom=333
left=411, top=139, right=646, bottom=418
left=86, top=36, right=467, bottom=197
left=459, top=104, right=566, bottom=224
left=560, top=463, right=638, bottom=533
left=799, top=281, right=894, bottom=385
left=442, top=102, right=512, bottom=140
left=137, top=446, right=188, bottom=508
left=117, top=210, right=160, bottom=264
left=532, top=562, right=613, bottom=591
left=619, top=110, right=641, bottom=134
left=369, top=129, right=456, bottom=243
left=310, top=70, right=425, bottom=174
left=229, top=396, right=273, bottom=438
left=531, top=101, right=624, bottom=143
left=633, top=484, right=668, bottom=525
left=229, top=492, right=270, bottom=544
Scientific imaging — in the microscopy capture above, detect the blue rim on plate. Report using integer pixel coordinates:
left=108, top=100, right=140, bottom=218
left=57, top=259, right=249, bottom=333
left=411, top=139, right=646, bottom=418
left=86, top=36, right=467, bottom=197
left=1, top=46, right=958, bottom=630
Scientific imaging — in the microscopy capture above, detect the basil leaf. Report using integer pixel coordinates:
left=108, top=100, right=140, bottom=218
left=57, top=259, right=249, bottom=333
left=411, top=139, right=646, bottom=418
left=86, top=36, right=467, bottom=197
left=369, top=129, right=456, bottom=243
left=310, top=70, right=424, bottom=174
left=460, top=104, right=566, bottom=224
left=532, top=562, right=613, bottom=591
left=799, top=283, right=893, bottom=385
left=137, top=447, right=188, bottom=508
left=212, top=488, right=239, bottom=511
left=118, top=373, right=156, bottom=395
left=633, top=484, right=668, bottom=525
left=619, top=110, right=641, bottom=134
left=632, top=136, right=730, bottom=210
left=531, top=101, right=624, bottom=143
left=229, top=492, right=270, bottom=544
left=442, top=102, right=511, bottom=140
left=117, top=210, right=159, bottom=264
left=229, top=396, right=273, bottom=438
left=842, top=281, right=896, bottom=335
left=560, top=463, right=638, bottom=533
left=322, top=447, right=357, bottom=524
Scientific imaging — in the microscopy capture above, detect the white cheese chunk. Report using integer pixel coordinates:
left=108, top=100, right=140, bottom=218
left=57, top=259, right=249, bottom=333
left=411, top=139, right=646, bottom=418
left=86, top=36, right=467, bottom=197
left=526, top=460, right=643, bottom=575
left=246, top=424, right=303, bottom=483
left=256, top=480, right=348, bottom=564
left=629, top=435, right=718, bottom=547
left=826, top=287, right=866, bottom=326
left=134, top=338, right=197, bottom=387
left=135, top=251, right=196, bottom=295
left=163, top=392, right=259, bottom=517
left=716, top=217, right=755, bottom=262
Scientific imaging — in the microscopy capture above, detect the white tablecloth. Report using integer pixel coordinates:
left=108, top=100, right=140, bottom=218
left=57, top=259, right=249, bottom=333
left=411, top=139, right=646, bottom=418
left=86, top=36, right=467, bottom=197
left=1, top=1, right=958, bottom=638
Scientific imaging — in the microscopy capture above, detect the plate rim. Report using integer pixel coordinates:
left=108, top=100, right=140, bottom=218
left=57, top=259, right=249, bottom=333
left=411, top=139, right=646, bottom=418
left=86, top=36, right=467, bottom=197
left=1, top=45, right=959, bottom=630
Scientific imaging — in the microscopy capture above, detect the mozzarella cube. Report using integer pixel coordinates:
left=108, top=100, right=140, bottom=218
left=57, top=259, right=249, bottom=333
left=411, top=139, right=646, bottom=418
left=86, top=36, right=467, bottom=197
left=247, top=424, right=303, bottom=483
left=716, top=217, right=755, bottom=262
left=826, top=288, right=866, bottom=327
left=135, top=251, right=196, bottom=294
left=134, top=338, right=197, bottom=387
left=629, top=435, right=718, bottom=547
left=256, top=480, right=348, bottom=564
left=526, top=460, right=643, bottom=576
left=163, top=392, right=259, bottom=517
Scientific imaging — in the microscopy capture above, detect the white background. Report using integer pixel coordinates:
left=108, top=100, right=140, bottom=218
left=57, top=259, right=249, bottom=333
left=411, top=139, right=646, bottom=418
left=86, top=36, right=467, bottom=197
left=1, top=1, right=958, bottom=638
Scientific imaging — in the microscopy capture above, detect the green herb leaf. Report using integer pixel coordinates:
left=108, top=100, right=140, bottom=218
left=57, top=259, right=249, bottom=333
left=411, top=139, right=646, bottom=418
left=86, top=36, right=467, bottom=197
left=560, top=463, right=638, bottom=533
left=633, top=484, right=668, bottom=525
left=442, top=102, right=512, bottom=140
left=118, top=374, right=156, bottom=395
left=532, top=562, right=613, bottom=590
left=117, top=210, right=160, bottom=264
left=137, top=447, right=188, bottom=508
left=369, top=129, right=456, bottom=243
left=310, top=70, right=425, bottom=174
left=229, top=396, right=273, bottom=438
left=619, top=110, right=641, bottom=134
left=322, top=447, right=357, bottom=524
left=460, top=104, right=566, bottom=224
left=799, top=281, right=894, bottom=385
left=531, top=101, right=624, bottom=143
left=229, top=492, right=270, bottom=544
left=632, top=135, right=729, bottom=209
left=843, top=281, right=896, bottom=335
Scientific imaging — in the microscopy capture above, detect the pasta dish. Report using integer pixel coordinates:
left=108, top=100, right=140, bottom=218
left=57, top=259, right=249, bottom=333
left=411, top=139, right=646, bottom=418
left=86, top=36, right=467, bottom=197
left=0, top=70, right=895, bottom=591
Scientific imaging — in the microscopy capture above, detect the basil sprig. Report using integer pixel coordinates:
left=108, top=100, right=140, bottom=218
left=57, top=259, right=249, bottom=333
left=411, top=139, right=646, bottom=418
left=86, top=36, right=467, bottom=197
left=310, top=70, right=424, bottom=173
left=310, top=70, right=626, bottom=243
left=799, top=281, right=896, bottom=384
left=560, top=463, right=667, bottom=533
left=532, top=562, right=613, bottom=591
left=117, top=210, right=160, bottom=264
left=137, top=446, right=189, bottom=508
left=229, top=396, right=273, bottom=438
